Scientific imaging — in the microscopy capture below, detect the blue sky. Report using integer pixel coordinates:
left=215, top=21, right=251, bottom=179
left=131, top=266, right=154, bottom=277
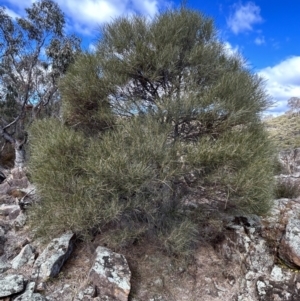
left=1, top=0, right=299, bottom=115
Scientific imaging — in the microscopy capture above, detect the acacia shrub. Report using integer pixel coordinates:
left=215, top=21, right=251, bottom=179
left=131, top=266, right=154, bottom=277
left=59, top=53, right=113, bottom=135
left=28, top=115, right=274, bottom=252
left=28, top=119, right=90, bottom=238
left=28, top=7, right=275, bottom=254
left=185, top=123, right=275, bottom=213
left=29, top=117, right=199, bottom=254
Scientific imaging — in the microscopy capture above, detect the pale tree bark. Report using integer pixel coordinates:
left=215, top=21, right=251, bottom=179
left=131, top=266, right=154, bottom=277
left=14, top=136, right=27, bottom=168
left=0, top=116, right=27, bottom=169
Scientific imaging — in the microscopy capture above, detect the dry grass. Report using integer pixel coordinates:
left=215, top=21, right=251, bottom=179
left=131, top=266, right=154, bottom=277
left=264, top=114, right=300, bottom=150
left=92, top=235, right=229, bottom=301
left=38, top=240, right=96, bottom=300
left=274, top=178, right=300, bottom=199
left=33, top=233, right=242, bottom=301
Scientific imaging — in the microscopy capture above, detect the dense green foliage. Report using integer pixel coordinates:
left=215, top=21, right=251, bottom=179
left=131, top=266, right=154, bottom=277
left=59, top=53, right=113, bottom=134
left=29, top=7, right=275, bottom=254
left=29, top=117, right=199, bottom=254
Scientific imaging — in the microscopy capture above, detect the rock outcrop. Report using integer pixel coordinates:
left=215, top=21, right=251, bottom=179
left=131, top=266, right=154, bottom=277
left=0, top=275, right=25, bottom=298
left=11, top=244, right=35, bottom=270
left=89, top=246, right=131, bottom=301
left=32, top=231, right=75, bottom=282
left=278, top=216, right=300, bottom=268
left=14, top=282, right=46, bottom=301
left=0, top=168, right=132, bottom=300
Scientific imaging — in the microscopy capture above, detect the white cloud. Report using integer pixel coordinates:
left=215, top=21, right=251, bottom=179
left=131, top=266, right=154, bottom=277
left=59, top=0, right=125, bottom=26
left=57, top=0, right=162, bottom=35
left=3, top=0, right=165, bottom=35
left=132, top=0, right=159, bottom=16
left=223, top=41, right=239, bottom=56
left=227, top=2, right=263, bottom=34
left=88, top=43, right=97, bottom=52
left=254, top=36, right=265, bottom=45
left=223, top=41, right=253, bottom=69
left=258, top=56, right=300, bottom=114
left=3, top=7, right=22, bottom=19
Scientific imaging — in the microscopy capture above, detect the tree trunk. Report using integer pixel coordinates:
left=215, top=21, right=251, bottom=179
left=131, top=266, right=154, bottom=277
left=0, top=127, right=27, bottom=168
left=14, top=139, right=26, bottom=168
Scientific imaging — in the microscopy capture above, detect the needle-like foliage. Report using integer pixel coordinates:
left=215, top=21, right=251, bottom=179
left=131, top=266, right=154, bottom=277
left=28, top=7, right=275, bottom=255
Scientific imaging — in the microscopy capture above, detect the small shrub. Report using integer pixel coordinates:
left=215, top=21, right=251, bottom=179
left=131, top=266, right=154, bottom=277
left=273, top=157, right=290, bottom=175
left=274, top=178, right=300, bottom=199
left=159, top=218, right=199, bottom=256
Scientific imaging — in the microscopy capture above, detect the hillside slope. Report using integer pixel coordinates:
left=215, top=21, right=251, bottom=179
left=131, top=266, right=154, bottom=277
left=265, top=113, right=300, bottom=150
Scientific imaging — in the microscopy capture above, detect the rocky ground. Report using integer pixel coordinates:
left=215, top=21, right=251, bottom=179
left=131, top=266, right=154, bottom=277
left=2, top=149, right=300, bottom=300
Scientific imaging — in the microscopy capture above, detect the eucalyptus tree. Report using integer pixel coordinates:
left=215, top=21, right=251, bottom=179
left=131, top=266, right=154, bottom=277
left=287, top=97, right=300, bottom=115
left=0, top=0, right=80, bottom=167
